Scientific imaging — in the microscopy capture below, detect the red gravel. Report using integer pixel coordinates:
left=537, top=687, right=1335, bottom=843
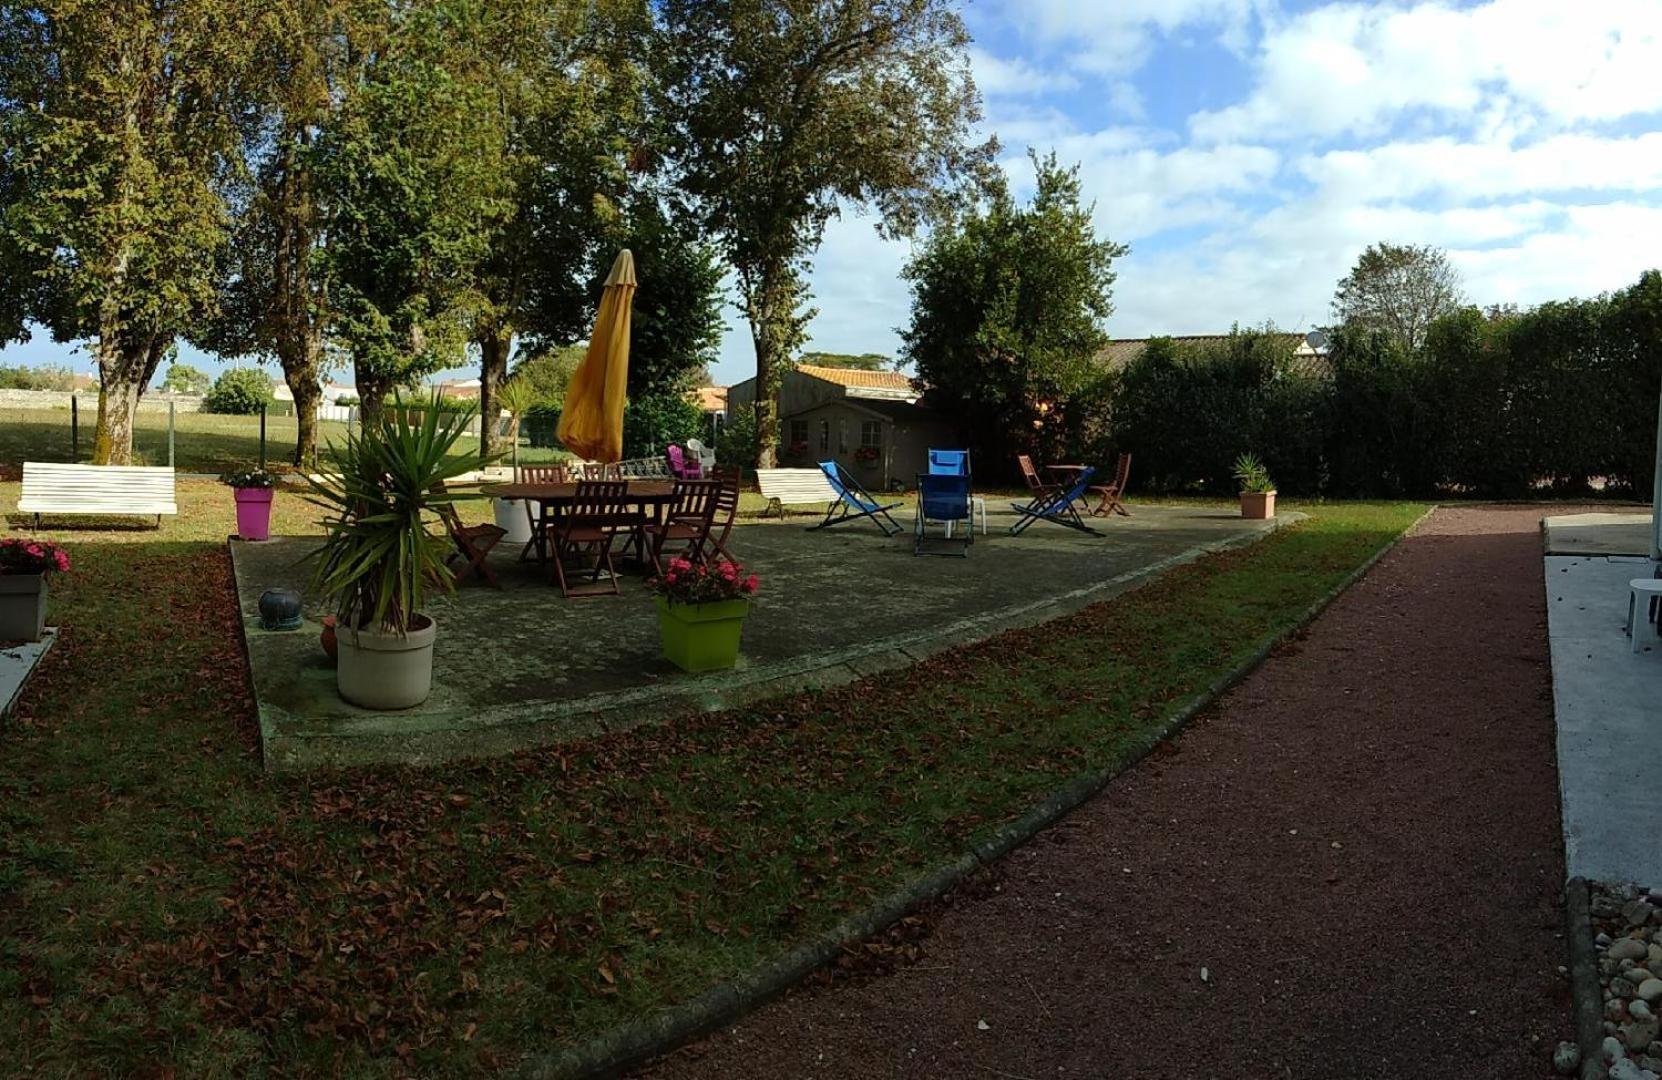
left=647, top=506, right=1571, bottom=1080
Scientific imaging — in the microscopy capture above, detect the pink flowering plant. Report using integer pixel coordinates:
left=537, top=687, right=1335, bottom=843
left=0, top=538, right=71, bottom=576
left=649, top=557, right=759, bottom=606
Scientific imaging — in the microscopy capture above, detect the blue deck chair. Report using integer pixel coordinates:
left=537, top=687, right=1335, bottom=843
left=812, top=460, right=904, bottom=535
left=914, top=471, right=973, bottom=557
left=927, top=448, right=970, bottom=476
left=1010, top=466, right=1101, bottom=536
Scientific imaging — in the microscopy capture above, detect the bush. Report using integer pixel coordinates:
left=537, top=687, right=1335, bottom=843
left=203, top=367, right=276, bottom=415
left=715, top=408, right=757, bottom=468
left=622, top=392, right=704, bottom=459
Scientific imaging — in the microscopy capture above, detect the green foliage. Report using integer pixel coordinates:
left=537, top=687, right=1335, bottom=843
left=715, top=407, right=758, bottom=469
left=656, top=0, right=992, bottom=465
left=305, top=396, right=483, bottom=632
left=800, top=352, right=893, bottom=371
left=602, top=195, right=726, bottom=400
left=1232, top=454, right=1274, bottom=494
left=511, top=344, right=584, bottom=411
left=1331, top=242, right=1465, bottom=352
left=159, top=363, right=213, bottom=396
left=0, top=363, right=75, bottom=391
left=622, top=391, right=703, bottom=458
left=202, top=367, right=276, bottom=415
left=904, top=152, right=1127, bottom=477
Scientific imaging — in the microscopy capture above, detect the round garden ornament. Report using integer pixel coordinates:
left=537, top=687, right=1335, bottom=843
left=258, top=588, right=304, bottom=631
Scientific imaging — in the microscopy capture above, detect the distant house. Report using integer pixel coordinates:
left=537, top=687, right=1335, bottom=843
left=433, top=378, right=481, bottom=401
left=271, top=378, right=358, bottom=404
left=726, top=363, right=956, bottom=488
left=692, top=385, right=728, bottom=417
left=1097, top=332, right=1331, bottom=377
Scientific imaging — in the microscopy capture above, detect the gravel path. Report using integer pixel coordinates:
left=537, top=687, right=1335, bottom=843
left=648, top=506, right=1571, bottom=1080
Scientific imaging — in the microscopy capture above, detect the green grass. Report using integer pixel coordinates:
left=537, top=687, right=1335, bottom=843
left=0, top=489, right=1426, bottom=1074
left=0, top=406, right=567, bottom=474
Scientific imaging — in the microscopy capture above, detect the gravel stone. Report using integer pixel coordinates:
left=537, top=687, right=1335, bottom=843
left=1629, top=901, right=1658, bottom=928
left=1635, top=1000, right=1656, bottom=1022
left=1613, top=939, right=1650, bottom=962
left=1626, top=1020, right=1661, bottom=1052
left=1553, top=1041, right=1581, bottom=1075
left=1609, top=1035, right=1631, bottom=1063
left=1642, top=980, right=1662, bottom=1004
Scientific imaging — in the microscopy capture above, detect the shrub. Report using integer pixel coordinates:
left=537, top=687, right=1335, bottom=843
left=715, top=408, right=758, bottom=468
left=203, top=367, right=276, bottom=415
left=622, top=392, right=704, bottom=459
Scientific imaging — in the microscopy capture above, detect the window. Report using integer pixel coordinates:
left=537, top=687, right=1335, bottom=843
left=860, top=421, right=883, bottom=449
left=788, top=419, right=808, bottom=448
left=819, top=419, right=830, bottom=452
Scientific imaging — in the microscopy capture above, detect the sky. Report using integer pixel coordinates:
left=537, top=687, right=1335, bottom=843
left=6, top=0, right=1661, bottom=389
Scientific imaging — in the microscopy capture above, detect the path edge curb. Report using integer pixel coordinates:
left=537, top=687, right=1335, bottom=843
left=1565, top=877, right=1608, bottom=1080
left=518, top=504, right=1440, bottom=1080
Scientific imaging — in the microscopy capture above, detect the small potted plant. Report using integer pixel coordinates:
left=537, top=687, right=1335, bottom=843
left=224, top=468, right=277, bottom=541
left=0, top=538, right=70, bottom=643
left=854, top=445, right=881, bottom=469
left=1233, top=453, right=1277, bottom=520
left=650, top=557, right=759, bottom=673
left=306, top=397, right=485, bottom=709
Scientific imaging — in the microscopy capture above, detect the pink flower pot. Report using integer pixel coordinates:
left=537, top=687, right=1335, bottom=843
left=234, top=487, right=275, bottom=541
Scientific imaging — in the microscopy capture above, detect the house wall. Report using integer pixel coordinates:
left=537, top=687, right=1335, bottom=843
left=781, top=400, right=957, bottom=489
left=726, top=371, right=848, bottom=422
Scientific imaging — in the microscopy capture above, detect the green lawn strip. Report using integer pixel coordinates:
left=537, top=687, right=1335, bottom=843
left=0, top=500, right=1424, bottom=1075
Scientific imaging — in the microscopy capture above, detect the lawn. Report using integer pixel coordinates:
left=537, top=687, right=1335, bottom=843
left=0, top=406, right=567, bottom=474
left=0, top=486, right=1426, bottom=1075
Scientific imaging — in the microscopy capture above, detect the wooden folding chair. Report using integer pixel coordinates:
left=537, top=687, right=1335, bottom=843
left=643, top=479, right=719, bottom=575
left=550, top=480, right=627, bottom=597
left=1017, top=453, right=1061, bottom=501
left=1089, top=453, right=1133, bottom=517
left=516, top=464, right=567, bottom=563
left=519, top=464, right=567, bottom=483
left=697, top=476, right=741, bottom=565
left=435, top=492, right=508, bottom=588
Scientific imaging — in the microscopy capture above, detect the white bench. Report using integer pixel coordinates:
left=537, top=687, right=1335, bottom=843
left=755, top=467, right=836, bottom=517
left=18, top=462, right=178, bottom=528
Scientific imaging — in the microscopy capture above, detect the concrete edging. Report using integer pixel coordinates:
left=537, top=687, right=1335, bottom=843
left=517, top=504, right=1440, bottom=1080
left=1565, top=877, right=1608, bottom=1080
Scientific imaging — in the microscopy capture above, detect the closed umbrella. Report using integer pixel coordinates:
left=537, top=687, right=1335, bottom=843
left=557, top=250, right=636, bottom=463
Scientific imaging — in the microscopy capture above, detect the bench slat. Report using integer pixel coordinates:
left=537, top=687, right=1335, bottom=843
left=755, top=468, right=836, bottom=506
left=19, top=462, right=179, bottom=518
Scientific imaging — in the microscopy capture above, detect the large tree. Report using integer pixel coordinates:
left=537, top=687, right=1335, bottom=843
left=1331, top=241, right=1466, bottom=353
left=312, top=2, right=508, bottom=424
left=657, top=0, right=991, bottom=467
left=903, top=152, right=1126, bottom=470
left=0, top=1, right=252, bottom=463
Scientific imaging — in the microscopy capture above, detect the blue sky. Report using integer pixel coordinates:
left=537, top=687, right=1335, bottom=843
left=7, top=0, right=1662, bottom=389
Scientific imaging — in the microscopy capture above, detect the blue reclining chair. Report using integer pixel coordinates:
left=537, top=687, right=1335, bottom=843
left=1010, top=465, right=1101, bottom=536
left=812, top=460, right=904, bottom=535
left=914, top=470, right=973, bottom=557
left=927, top=448, right=970, bottom=477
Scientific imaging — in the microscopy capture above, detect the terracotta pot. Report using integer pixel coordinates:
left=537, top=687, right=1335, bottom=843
left=320, top=615, right=338, bottom=661
left=1240, top=491, right=1277, bottom=520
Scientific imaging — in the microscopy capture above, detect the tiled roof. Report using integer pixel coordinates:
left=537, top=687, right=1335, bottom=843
left=795, top=364, right=916, bottom=391
left=693, top=386, right=727, bottom=412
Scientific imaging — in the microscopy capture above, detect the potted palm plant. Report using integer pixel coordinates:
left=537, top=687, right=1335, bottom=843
left=224, top=468, right=277, bottom=541
left=0, top=538, right=70, bottom=643
left=1233, top=453, right=1277, bottom=520
left=306, top=397, right=484, bottom=710
left=651, top=557, right=759, bottom=672
left=491, top=376, right=540, bottom=545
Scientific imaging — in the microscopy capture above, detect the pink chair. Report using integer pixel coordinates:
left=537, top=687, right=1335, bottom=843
left=666, top=444, right=703, bottom=480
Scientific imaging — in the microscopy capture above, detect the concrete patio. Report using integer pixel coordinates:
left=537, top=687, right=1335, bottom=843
left=234, top=503, right=1295, bottom=771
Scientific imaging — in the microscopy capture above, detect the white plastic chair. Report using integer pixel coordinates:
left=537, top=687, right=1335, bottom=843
left=686, top=438, right=717, bottom=473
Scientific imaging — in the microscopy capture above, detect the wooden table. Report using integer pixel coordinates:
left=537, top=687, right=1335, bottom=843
left=483, top=480, right=676, bottom=565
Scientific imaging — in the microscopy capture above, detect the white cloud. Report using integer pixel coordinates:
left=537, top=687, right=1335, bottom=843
left=1012, top=0, right=1260, bottom=75
left=1194, top=0, right=1662, bottom=142
left=968, top=47, right=1079, bottom=98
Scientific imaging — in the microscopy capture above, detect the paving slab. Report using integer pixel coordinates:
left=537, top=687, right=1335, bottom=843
left=1543, top=511, right=1653, bottom=556
left=0, top=628, right=57, bottom=721
left=233, top=505, right=1294, bottom=771
left=1545, top=553, right=1662, bottom=884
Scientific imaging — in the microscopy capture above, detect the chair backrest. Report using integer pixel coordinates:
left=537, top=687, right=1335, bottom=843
left=817, top=460, right=873, bottom=509
left=668, top=478, right=720, bottom=526
left=927, top=448, right=970, bottom=477
left=519, top=464, right=566, bottom=484
left=578, top=461, right=619, bottom=481
left=1113, top=451, right=1132, bottom=490
left=686, top=438, right=717, bottom=469
left=1016, top=454, right=1045, bottom=491
left=917, top=472, right=972, bottom=521
left=709, top=463, right=744, bottom=488
left=666, top=444, right=687, bottom=475
left=1046, top=465, right=1097, bottom=509
left=707, top=477, right=740, bottom=543
left=565, top=479, right=627, bottom=525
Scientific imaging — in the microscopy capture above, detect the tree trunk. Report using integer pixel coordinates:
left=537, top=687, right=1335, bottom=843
left=284, top=342, right=323, bottom=468
left=743, top=258, right=808, bottom=470
left=91, top=332, right=166, bottom=465
left=752, top=322, right=782, bottom=469
left=477, top=329, right=512, bottom=462
left=357, top=376, right=389, bottom=429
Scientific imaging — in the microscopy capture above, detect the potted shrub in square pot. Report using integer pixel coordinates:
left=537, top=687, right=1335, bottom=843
left=0, top=538, right=70, bottom=643
left=306, top=397, right=487, bottom=710
left=224, top=468, right=277, bottom=541
left=1233, top=453, right=1277, bottom=520
left=652, top=557, right=758, bottom=673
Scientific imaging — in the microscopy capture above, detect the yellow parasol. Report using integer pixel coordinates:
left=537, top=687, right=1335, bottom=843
left=557, top=249, right=636, bottom=463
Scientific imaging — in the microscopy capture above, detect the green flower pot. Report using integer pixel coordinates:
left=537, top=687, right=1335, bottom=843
left=655, top=596, right=750, bottom=673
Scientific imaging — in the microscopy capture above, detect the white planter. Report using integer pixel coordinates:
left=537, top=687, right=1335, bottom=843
left=336, top=614, right=438, bottom=710
left=493, top=497, right=535, bottom=546
left=0, top=574, right=47, bottom=642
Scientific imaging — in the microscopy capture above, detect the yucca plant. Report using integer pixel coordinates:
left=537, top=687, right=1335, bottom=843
left=306, top=394, right=489, bottom=634
left=495, top=376, right=541, bottom=470
left=1232, top=452, right=1276, bottom=494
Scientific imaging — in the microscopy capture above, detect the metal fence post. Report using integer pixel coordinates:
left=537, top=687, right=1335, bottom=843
left=168, top=399, right=176, bottom=469
left=70, top=394, right=79, bottom=461
left=259, top=405, right=267, bottom=471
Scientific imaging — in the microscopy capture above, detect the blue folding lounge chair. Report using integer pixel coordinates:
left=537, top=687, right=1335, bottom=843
left=812, top=460, right=904, bottom=535
left=914, top=471, right=973, bottom=557
left=1010, top=466, right=1101, bottom=536
left=927, top=448, right=970, bottom=476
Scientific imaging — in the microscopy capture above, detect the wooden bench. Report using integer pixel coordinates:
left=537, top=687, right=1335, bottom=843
left=755, top=467, right=836, bottom=517
left=18, top=462, right=179, bottom=528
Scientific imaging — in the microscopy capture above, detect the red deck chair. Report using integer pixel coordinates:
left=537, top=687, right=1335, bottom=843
left=1089, top=453, right=1133, bottom=517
